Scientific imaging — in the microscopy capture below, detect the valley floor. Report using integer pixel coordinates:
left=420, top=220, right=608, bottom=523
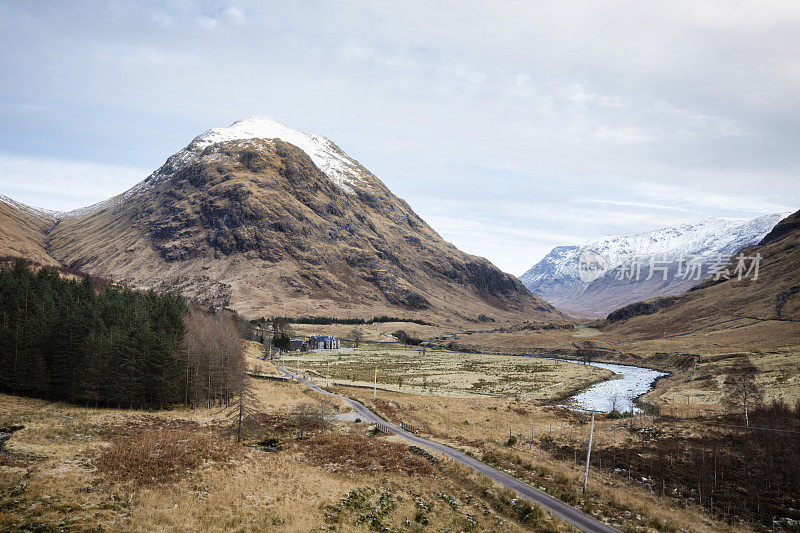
left=2, top=334, right=795, bottom=532
left=0, top=344, right=581, bottom=532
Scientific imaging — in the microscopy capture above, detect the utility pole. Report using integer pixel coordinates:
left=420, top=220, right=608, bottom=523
left=296, top=358, right=300, bottom=380
left=583, top=411, right=595, bottom=496
left=374, top=365, right=377, bottom=400
left=326, top=360, right=329, bottom=387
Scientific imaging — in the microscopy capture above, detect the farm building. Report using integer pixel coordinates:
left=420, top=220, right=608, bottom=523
left=307, top=335, right=340, bottom=350
left=288, top=339, right=307, bottom=352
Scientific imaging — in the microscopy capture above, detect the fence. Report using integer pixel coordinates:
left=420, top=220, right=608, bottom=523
left=374, top=422, right=393, bottom=435
left=399, top=421, right=418, bottom=434
left=247, top=372, right=291, bottom=382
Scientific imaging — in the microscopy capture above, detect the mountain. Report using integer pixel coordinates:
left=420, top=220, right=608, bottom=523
left=18, top=118, right=558, bottom=323
left=0, top=195, right=58, bottom=265
left=520, top=214, right=789, bottom=317
left=602, top=209, right=800, bottom=338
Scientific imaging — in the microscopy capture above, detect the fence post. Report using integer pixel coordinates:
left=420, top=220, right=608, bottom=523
left=583, top=411, right=595, bottom=495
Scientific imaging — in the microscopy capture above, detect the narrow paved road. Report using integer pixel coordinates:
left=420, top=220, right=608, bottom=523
left=276, top=365, right=618, bottom=533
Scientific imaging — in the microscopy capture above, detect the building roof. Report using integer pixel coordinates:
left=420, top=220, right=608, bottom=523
left=308, top=335, right=338, bottom=341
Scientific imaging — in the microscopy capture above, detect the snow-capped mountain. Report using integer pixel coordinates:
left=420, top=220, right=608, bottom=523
left=0, top=194, right=59, bottom=220
left=64, top=118, right=370, bottom=219
left=39, top=117, right=558, bottom=322
left=521, top=214, right=791, bottom=317
left=0, top=195, right=60, bottom=266
left=188, top=118, right=366, bottom=192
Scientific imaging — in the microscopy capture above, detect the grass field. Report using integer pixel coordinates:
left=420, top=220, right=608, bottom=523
left=279, top=343, right=612, bottom=402
left=0, top=344, right=577, bottom=532
left=337, top=386, right=748, bottom=533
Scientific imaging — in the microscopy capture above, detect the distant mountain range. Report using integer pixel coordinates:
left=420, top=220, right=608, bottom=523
left=602, top=208, right=800, bottom=337
left=520, top=214, right=790, bottom=317
left=0, top=118, right=559, bottom=324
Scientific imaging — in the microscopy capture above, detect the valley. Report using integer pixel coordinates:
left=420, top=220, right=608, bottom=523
left=1, top=118, right=798, bottom=532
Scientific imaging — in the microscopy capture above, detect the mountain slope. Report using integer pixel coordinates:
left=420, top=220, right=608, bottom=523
left=520, top=214, right=788, bottom=317
left=45, top=118, right=557, bottom=322
left=602, top=209, right=800, bottom=338
left=0, top=195, right=58, bottom=265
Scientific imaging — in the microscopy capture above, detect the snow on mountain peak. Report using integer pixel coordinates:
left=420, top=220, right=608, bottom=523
left=61, top=117, right=367, bottom=219
left=189, top=117, right=364, bottom=192
left=520, top=212, right=791, bottom=314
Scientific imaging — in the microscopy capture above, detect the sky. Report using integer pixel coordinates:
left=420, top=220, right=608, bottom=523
left=0, top=1, right=798, bottom=275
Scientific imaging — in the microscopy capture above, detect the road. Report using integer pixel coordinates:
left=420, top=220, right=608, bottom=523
left=276, top=365, right=618, bottom=533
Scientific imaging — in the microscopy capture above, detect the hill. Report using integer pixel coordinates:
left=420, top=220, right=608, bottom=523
left=520, top=214, right=787, bottom=317
left=0, top=195, right=58, bottom=265
left=33, top=118, right=558, bottom=323
left=601, top=209, right=800, bottom=339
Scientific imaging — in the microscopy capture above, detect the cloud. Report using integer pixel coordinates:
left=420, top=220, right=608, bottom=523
left=197, top=17, right=219, bottom=30
left=225, top=7, right=246, bottom=25
left=633, top=182, right=795, bottom=214
left=0, top=1, right=798, bottom=272
left=151, top=12, right=172, bottom=27
left=0, top=153, right=148, bottom=212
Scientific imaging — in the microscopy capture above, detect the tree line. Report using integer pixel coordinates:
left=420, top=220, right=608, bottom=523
left=267, top=315, right=432, bottom=326
left=0, top=260, right=245, bottom=410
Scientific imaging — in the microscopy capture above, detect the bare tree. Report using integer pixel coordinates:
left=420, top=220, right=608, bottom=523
left=291, top=403, right=325, bottom=439
left=181, top=307, right=247, bottom=409
left=723, top=357, right=765, bottom=427
left=576, top=341, right=595, bottom=365
left=350, top=327, right=363, bottom=348
left=225, top=379, right=260, bottom=443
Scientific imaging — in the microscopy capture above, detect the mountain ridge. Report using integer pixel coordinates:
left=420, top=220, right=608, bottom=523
left=601, top=208, right=800, bottom=338
left=521, top=213, right=790, bottom=317
left=2, top=118, right=559, bottom=324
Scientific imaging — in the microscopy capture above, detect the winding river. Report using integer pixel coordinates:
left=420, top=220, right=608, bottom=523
left=562, top=360, right=668, bottom=413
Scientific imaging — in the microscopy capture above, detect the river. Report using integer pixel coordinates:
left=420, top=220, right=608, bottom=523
left=562, top=360, right=668, bottom=413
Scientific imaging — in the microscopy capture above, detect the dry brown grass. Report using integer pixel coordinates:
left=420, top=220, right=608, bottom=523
left=290, top=343, right=611, bottom=401
left=642, top=349, right=800, bottom=412
left=335, top=387, right=580, bottom=450
left=94, top=428, right=240, bottom=486
left=0, top=385, right=574, bottom=532
left=297, top=433, right=435, bottom=476
left=341, top=386, right=747, bottom=533
left=292, top=320, right=457, bottom=343
left=0, top=200, right=58, bottom=266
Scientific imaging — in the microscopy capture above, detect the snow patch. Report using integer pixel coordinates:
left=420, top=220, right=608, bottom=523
left=190, top=117, right=364, bottom=192
left=0, top=194, right=59, bottom=219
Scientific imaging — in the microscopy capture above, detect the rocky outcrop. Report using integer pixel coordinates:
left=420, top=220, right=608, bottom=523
left=606, top=296, right=680, bottom=322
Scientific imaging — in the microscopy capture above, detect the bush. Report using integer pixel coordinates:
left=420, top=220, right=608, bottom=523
left=506, top=435, right=518, bottom=447
left=512, top=499, right=545, bottom=525
left=94, top=428, right=238, bottom=485
left=394, top=330, right=422, bottom=346
left=297, top=434, right=434, bottom=476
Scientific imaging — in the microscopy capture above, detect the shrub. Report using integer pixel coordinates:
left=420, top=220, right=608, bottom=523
left=512, top=499, right=545, bottom=525
left=298, top=434, right=434, bottom=476
left=94, top=428, right=238, bottom=485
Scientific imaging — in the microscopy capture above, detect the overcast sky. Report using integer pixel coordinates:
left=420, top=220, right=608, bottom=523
left=1, top=1, right=798, bottom=275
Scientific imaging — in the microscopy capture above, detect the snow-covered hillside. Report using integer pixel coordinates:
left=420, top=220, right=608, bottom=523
left=63, top=118, right=368, bottom=219
left=188, top=117, right=365, bottom=192
left=0, top=194, right=59, bottom=220
left=521, top=213, right=791, bottom=316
